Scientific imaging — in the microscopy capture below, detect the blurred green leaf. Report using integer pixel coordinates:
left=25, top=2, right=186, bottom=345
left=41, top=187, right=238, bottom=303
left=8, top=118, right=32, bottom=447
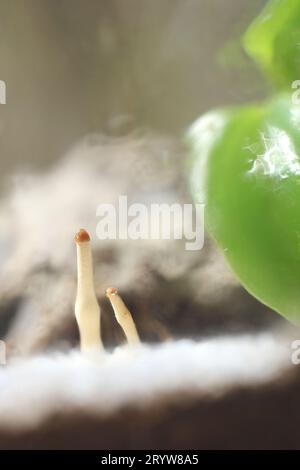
left=244, top=0, right=300, bottom=90
left=187, top=94, right=300, bottom=324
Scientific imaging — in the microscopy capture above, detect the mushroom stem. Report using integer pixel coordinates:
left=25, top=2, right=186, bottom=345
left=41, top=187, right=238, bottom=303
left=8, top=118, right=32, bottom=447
left=75, top=229, right=102, bottom=352
left=106, top=288, right=140, bottom=346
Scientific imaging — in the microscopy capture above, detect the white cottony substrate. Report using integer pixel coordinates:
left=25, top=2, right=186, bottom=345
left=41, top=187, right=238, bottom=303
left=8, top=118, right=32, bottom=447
left=0, top=332, right=292, bottom=431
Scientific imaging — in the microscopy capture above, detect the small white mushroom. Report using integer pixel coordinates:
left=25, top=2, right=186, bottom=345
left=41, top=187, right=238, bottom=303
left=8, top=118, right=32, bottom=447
left=75, top=229, right=102, bottom=352
left=106, top=287, right=140, bottom=346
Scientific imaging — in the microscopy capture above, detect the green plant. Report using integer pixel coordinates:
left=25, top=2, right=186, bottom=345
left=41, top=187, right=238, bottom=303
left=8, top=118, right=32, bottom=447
left=187, top=0, right=300, bottom=324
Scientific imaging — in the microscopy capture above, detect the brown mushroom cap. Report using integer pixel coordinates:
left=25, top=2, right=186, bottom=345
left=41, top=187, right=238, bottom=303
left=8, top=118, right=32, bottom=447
left=75, top=228, right=90, bottom=243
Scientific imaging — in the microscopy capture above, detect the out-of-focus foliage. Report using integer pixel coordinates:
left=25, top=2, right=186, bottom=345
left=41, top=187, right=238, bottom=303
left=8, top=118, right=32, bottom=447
left=188, top=95, right=300, bottom=324
left=188, top=0, right=300, bottom=324
left=244, top=0, right=300, bottom=90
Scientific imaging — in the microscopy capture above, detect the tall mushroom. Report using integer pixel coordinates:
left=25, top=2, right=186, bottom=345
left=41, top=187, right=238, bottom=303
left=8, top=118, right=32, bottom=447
left=75, top=229, right=102, bottom=352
